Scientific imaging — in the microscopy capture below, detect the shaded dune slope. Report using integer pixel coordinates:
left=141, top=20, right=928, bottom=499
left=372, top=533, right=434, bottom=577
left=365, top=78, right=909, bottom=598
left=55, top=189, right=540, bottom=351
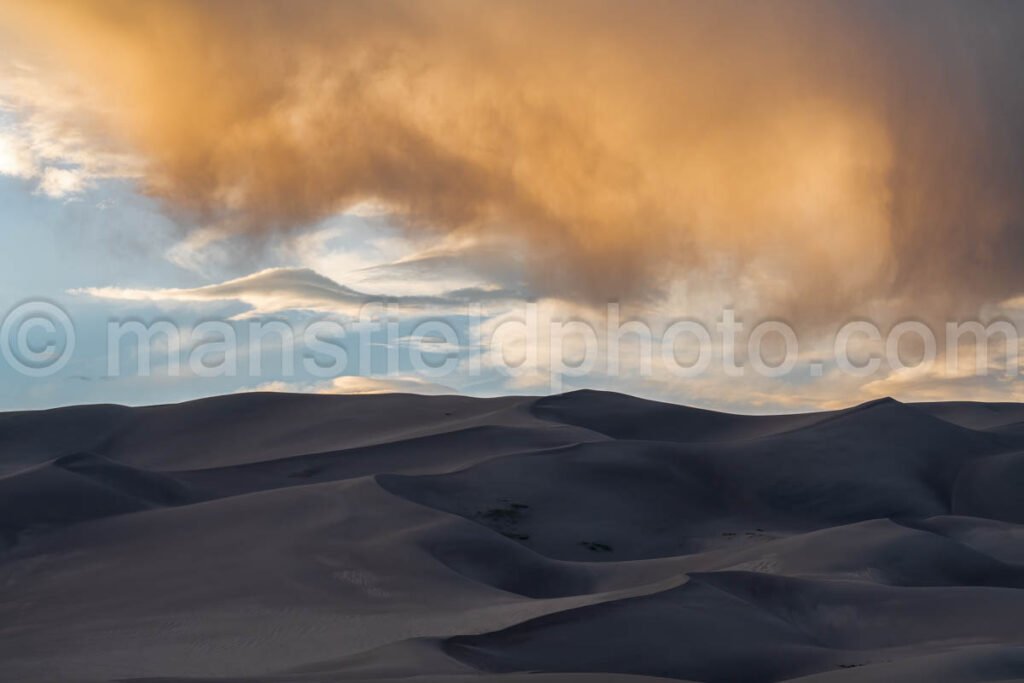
left=0, top=390, right=1022, bottom=682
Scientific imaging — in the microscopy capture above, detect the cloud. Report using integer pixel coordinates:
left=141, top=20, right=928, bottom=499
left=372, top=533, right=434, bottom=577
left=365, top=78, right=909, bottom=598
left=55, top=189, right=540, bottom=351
left=0, top=129, right=36, bottom=178
left=3, top=0, right=1024, bottom=321
left=0, top=125, right=90, bottom=197
left=0, top=55, right=139, bottom=197
left=321, top=375, right=454, bottom=396
left=859, top=366, right=1024, bottom=404
left=356, top=232, right=529, bottom=294
left=37, top=165, right=86, bottom=197
left=72, top=266, right=520, bottom=315
left=248, top=375, right=455, bottom=396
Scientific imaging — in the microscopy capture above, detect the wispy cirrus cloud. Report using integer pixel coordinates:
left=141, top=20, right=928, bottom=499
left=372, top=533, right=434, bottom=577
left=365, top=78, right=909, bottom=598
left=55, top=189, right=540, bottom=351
left=72, top=266, right=521, bottom=315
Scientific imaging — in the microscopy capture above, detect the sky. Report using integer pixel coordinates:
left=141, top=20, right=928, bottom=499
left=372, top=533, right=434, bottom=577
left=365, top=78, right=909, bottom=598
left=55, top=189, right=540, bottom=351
left=1, top=0, right=1023, bottom=412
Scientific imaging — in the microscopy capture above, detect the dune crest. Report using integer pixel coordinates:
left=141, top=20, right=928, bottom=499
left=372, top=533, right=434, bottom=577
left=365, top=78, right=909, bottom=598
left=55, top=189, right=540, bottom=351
left=1, top=390, right=1023, bottom=682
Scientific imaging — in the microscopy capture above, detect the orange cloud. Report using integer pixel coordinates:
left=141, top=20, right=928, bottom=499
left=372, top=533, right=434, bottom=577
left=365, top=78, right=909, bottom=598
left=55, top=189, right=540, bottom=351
left=2, top=0, right=1022, bottom=320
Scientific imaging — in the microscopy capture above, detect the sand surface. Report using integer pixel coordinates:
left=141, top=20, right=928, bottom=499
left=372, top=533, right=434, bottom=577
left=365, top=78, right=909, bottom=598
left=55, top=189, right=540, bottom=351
left=1, top=390, right=1023, bottom=682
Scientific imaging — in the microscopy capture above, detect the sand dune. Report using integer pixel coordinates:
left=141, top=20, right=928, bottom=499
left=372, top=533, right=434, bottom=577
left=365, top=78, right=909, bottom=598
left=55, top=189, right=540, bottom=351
left=0, top=390, right=1022, bottom=682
